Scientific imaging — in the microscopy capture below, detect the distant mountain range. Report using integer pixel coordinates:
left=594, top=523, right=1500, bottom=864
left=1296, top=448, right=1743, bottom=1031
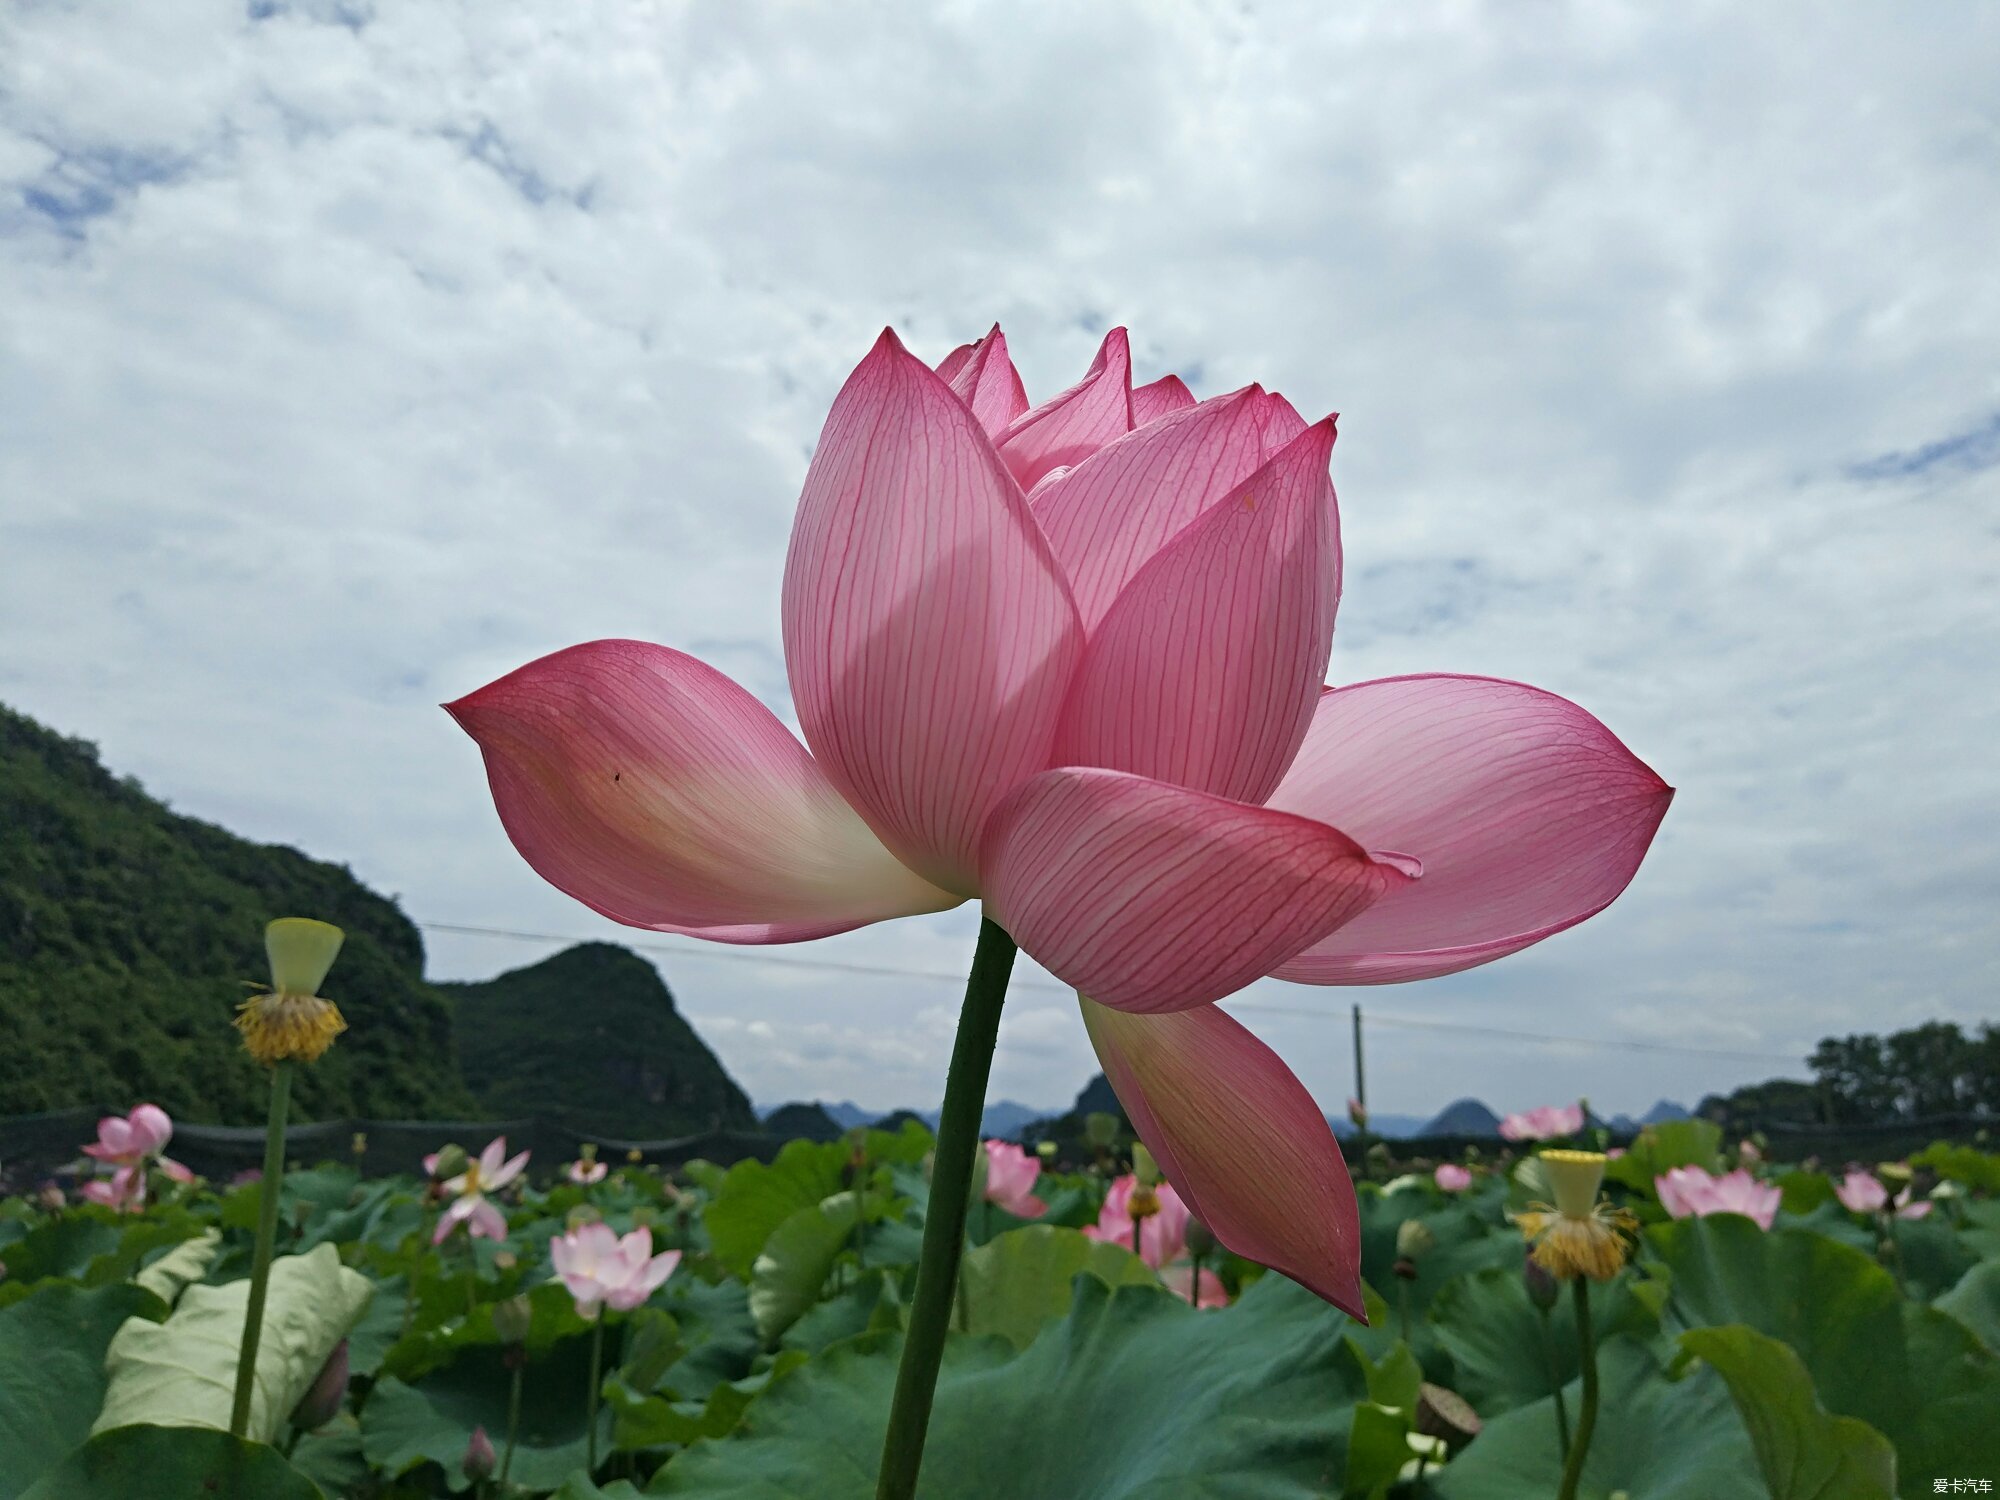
left=758, top=1098, right=1050, bottom=1138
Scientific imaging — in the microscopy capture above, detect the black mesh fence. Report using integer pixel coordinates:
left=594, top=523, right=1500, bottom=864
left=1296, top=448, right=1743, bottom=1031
left=0, top=1107, right=782, bottom=1194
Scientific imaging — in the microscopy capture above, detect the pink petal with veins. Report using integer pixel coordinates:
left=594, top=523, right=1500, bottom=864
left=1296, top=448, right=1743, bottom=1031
left=783, top=329, right=1083, bottom=893
left=449, top=639, right=958, bottom=940
left=995, top=328, right=1133, bottom=490
left=1268, top=676, right=1673, bottom=985
left=1055, top=418, right=1339, bottom=805
left=981, top=768, right=1415, bottom=1013
left=1082, top=998, right=1365, bottom=1316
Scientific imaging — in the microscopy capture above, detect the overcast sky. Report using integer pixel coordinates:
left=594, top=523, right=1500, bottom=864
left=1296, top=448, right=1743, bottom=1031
left=4, top=2, right=1996, bottom=1121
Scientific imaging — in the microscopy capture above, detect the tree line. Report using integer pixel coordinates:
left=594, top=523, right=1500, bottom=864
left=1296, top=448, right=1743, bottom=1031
left=1699, top=1020, right=1999, bottom=1132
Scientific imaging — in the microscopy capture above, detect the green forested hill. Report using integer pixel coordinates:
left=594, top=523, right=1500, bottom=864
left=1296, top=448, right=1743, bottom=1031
left=0, top=704, right=753, bottom=1135
left=0, top=704, right=472, bottom=1121
left=442, top=943, right=756, bottom=1138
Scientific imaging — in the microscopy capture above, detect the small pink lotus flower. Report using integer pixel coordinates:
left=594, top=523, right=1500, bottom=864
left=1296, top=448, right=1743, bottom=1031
left=549, top=1222, right=681, bottom=1316
left=1834, top=1169, right=1888, bottom=1215
left=434, top=1136, right=529, bottom=1244
left=1738, top=1140, right=1762, bottom=1165
left=981, top=1140, right=1045, bottom=1217
left=1499, top=1105, right=1586, bottom=1142
left=1835, top=1169, right=1931, bottom=1219
left=79, top=1105, right=192, bottom=1210
left=1160, top=1262, right=1229, bottom=1308
left=1346, top=1098, right=1368, bottom=1129
left=1084, top=1173, right=1192, bottom=1268
left=1655, top=1165, right=1781, bottom=1230
left=566, top=1158, right=608, bottom=1186
left=449, top=325, right=1672, bottom=1314
left=1434, top=1163, right=1473, bottom=1192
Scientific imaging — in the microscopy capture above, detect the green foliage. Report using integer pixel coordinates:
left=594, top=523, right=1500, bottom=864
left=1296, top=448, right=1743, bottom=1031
left=955, top=1225, right=1161, bottom=1350
left=441, top=944, right=755, bottom=1139
left=699, top=1141, right=850, bottom=1279
left=1648, top=1213, right=2000, bottom=1493
left=1430, top=1337, right=1763, bottom=1499
left=0, top=704, right=468, bottom=1121
left=0, top=1282, right=168, bottom=1500
left=1678, top=1324, right=1897, bottom=1500
left=1603, top=1117, right=1724, bottom=1194
left=17, top=1424, right=324, bottom=1500
left=650, top=1274, right=1371, bottom=1499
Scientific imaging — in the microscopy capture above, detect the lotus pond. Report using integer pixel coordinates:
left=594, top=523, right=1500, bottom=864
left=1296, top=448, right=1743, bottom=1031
left=2, top=1117, right=1997, bottom=1499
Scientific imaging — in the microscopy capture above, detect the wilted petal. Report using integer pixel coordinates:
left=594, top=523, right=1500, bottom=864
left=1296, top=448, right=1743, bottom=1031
left=935, top=324, right=1030, bottom=440
left=784, top=330, right=1084, bottom=892
left=1055, top=419, right=1340, bottom=805
left=1081, top=998, right=1364, bottom=1316
left=981, top=768, right=1415, bottom=1013
left=448, top=639, right=959, bottom=941
left=1131, top=373, right=1195, bottom=428
left=995, top=327, right=1133, bottom=490
left=1267, top=676, right=1673, bottom=984
left=1031, top=387, right=1273, bottom=632
left=467, top=1200, right=508, bottom=1242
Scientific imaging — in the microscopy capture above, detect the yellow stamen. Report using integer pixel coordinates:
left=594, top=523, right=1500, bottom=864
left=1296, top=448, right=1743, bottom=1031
left=1127, top=1185, right=1162, bottom=1220
left=234, top=991, right=347, bottom=1065
left=1515, top=1200, right=1636, bottom=1282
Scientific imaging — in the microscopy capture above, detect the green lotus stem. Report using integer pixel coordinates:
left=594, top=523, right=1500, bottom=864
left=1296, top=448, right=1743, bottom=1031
left=1398, top=1279, right=1411, bottom=1345
left=1538, top=1304, right=1571, bottom=1459
left=501, top=1361, right=523, bottom=1485
left=230, top=1058, right=293, bottom=1438
left=1555, top=1278, right=1598, bottom=1500
left=586, top=1316, right=605, bottom=1473
left=876, top=916, right=1016, bottom=1500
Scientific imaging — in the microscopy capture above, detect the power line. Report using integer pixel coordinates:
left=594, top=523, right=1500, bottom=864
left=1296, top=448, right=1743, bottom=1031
left=421, top=918, right=1801, bottom=1067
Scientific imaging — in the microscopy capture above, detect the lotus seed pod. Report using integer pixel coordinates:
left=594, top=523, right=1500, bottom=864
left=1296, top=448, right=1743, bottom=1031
left=289, top=1339, right=349, bottom=1431
left=462, top=1425, right=496, bottom=1482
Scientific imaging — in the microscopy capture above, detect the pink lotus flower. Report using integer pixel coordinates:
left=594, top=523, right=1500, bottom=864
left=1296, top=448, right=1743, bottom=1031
left=434, top=1136, right=529, bottom=1244
left=1499, top=1105, right=1586, bottom=1142
left=1655, top=1165, right=1781, bottom=1230
left=549, top=1222, right=681, bottom=1316
left=1834, top=1170, right=1930, bottom=1219
left=448, top=325, right=1671, bottom=1315
left=1084, top=1174, right=1224, bottom=1307
left=1435, top=1163, right=1473, bottom=1192
left=78, top=1105, right=192, bottom=1210
left=981, top=1140, right=1046, bottom=1217
left=1834, top=1169, right=1888, bottom=1215
left=566, top=1159, right=609, bottom=1186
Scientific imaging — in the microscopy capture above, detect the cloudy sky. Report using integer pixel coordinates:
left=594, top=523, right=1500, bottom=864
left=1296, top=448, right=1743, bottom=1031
left=4, top=1, right=1996, bottom=1121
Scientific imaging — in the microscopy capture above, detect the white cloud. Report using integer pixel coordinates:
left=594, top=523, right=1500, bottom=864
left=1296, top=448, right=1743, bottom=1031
left=4, top=0, right=1997, bottom=1119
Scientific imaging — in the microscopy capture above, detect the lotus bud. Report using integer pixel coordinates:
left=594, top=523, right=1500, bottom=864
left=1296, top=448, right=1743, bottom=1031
left=1131, top=1142, right=1162, bottom=1187
left=1367, top=1142, right=1392, bottom=1173
left=1396, top=1219, right=1436, bottom=1262
left=1523, top=1252, right=1559, bottom=1311
left=1415, top=1383, right=1482, bottom=1451
left=430, top=1143, right=468, bottom=1182
left=462, top=1425, right=497, bottom=1482
left=492, top=1293, right=533, bottom=1346
left=1346, top=1097, right=1368, bottom=1130
left=566, top=1204, right=603, bottom=1231
left=1185, top=1216, right=1217, bottom=1259
left=289, top=1339, right=349, bottom=1431
left=37, top=1185, right=64, bottom=1212
left=351, top=1132, right=367, bottom=1158
left=1085, top=1112, right=1119, bottom=1149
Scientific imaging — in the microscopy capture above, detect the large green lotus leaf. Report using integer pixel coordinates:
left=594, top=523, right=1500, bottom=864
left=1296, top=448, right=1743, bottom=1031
left=1884, top=1213, right=1981, bottom=1302
left=1431, top=1336, right=1762, bottom=1500
left=701, top=1141, right=848, bottom=1278
left=92, top=1242, right=374, bottom=1445
left=1647, top=1215, right=2000, bottom=1493
left=0, top=1282, right=167, bottom=1500
left=1910, top=1143, right=2000, bottom=1193
left=552, top=1472, right=647, bottom=1499
left=956, top=1225, right=1163, bottom=1351
left=1602, top=1118, right=1724, bottom=1194
left=361, top=1324, right=617, bottom=1494
left=1935, top=1259, right=2000, bottom=1352
left=778, top=1269, right=898, bottom=1358
left=1679, top=1325, right=1896, bottom=1500
left=379, top=1279, right=599, bottom=1384
left=1429, top=1262, right=1670, bottom=1416
left=16, top=1424, right=323, bottom=1500
left=132, top=1230, right=221, bottom=1307
left=0, top=1211, right=124, bottom=1294
left=654, top=1277, right=759, bottom=1402
left=651, top=1272, right=1369, bottom=1498
left=748, top=1192, right=863, bottom=1341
